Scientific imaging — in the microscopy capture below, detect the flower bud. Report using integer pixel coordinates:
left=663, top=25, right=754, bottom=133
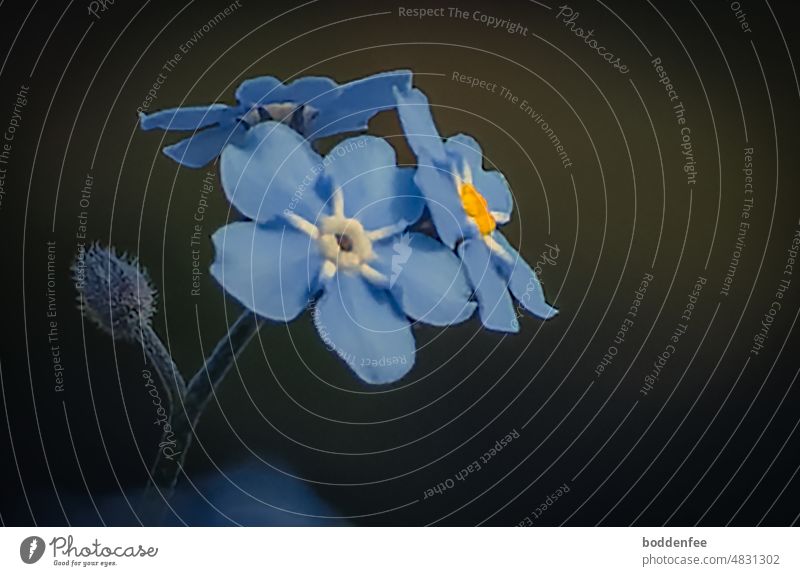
left=72, top=243, right=157, bottom=340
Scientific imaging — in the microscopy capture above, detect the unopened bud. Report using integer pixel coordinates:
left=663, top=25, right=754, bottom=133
left=72, top=243, right=157, bottom=340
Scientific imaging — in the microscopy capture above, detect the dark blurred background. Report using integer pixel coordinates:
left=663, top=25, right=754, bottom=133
left=0, top=0, right=799, bottom=526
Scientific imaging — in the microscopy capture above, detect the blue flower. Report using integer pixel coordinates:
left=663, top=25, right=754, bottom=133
left=394, top=87, right=558, bottom=333
left=139, top=70, right=412, bottom=168
left=209, top=122, right=476, bottom=384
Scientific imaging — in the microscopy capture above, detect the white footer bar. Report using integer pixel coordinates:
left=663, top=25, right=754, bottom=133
left=1, top=527, right=797, bottom=575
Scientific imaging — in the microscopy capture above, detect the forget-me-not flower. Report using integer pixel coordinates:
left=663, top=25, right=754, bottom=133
left=210, top=121, right=476, bottom=384
left=394, top=87, right=558, bottom=333
left=139, top=70, right=412, bottom=168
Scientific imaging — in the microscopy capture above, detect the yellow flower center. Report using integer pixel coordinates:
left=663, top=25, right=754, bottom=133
left=459, top=182, right=496, bottom=236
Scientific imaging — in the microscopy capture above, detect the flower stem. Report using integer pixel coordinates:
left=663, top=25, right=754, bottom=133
left=141, top=324, right=186, bottom=408
left=139, top=310, right=264, bottom=524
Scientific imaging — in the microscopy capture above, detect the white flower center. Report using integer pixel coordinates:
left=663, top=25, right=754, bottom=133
left=284, top=187, right=409, bottom=286
left=317, top=214, right=373, bottom=271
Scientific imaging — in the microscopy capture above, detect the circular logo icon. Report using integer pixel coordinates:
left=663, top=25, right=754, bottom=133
left=20, top=536, right=45, bottom=564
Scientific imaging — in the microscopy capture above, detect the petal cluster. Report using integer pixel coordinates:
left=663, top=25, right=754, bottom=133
left=395, top=87, right=558, bottom=333
left=142, top=70, right=559, bottom=384
left=139, top=70, right=412, bottom=168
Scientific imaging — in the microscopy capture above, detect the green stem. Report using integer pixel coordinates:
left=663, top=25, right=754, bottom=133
left=141, top=324, right=186, bottom=407
left=139, top=310, right=264, bottom=524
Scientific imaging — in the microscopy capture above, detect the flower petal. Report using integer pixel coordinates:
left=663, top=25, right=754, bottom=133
left=274, top=76, right=338, bottom=105
left=312, top=70, right=413, bottom=139
left=475, top=170, right=514, bottom=216
left=323, top=136, right=423, bottom=229
left=139, top=104, right=236, bottom=131
left=395, top=87, right=447, bottom=163
left=210, top=221, right=321, bottom=322
left=413, top=153, right=471, bottom=249
left=234, top=75, right=283, bottom=106
left=370, top=167, right=427, bottom=229
left=313, top=273, right=415, bottom=384
left=492, top=233, right=558, bottom=320
left=445, top=134, right=513, bottom=216
left=458, top=238, right=519, bottom=333
left=444, top=133, right=483, bottom=170
left=236, top=75, right=338, bottom=107
left=372, top=233, right=476, bottom=326
left=221, top=121, right=326, bottom=223
left=163, top=122, right=246, bottom=169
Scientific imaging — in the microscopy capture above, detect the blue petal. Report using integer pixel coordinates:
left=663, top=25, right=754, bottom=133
left=444, top=133, right=483, bottom=169
left=413, top=153, right=471, bottom=249
left=236, top=75, right=337, bottom=108
left=445, top=134, right=513, bottom=216
left=163, top=122, right=245, bottom=168
left=313, top=273, right=415, bottom=384
left=139, top=104, right=237, bottom=131
left=275, top=76, right=338, bottom=105
left=210, top=221, right=321, bottom=322
left=312, top=70, right=413, bottom=139
left=386, top=167, right=426, bottom=228
left=221, top=121, right=326, bottom=223
left=322, top=136, right=423, bottom=229
left=475, top=170, right=514, bottom=216
left=492, top=233, right=558, bottom=320
left=458, top=238, right=519, bottom=333
left=372, top=233, right=476, bottom=326
left=395, top=87, right=447, bottom=163
left=234, top=76, right=283, bottom=106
